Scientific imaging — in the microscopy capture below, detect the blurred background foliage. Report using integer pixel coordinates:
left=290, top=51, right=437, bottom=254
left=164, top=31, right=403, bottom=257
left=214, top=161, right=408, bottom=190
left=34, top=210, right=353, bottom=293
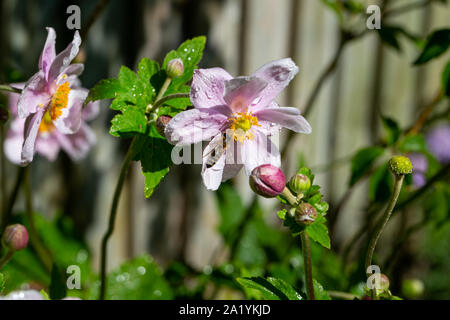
left=0, top=0, right=449, bottom=300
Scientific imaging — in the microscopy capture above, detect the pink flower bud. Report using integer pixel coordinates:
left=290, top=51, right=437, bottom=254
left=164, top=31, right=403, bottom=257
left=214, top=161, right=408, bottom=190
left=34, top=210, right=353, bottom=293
left=2, top=224, right=29, bottom=251
left=166, top=58, right=184, bottom=78
left=156, top=115, right=172, bottom=137
left=249, top=164, right=286, bottom=198
left=294, top=203, right=317, bottom=226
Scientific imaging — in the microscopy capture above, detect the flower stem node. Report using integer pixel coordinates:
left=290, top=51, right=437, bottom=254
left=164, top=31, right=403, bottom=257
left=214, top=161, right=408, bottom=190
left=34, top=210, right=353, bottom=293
left=2, top=224, right=29, bottom=251
left=249, top=164, right=286, bottom=198
left=389, top=155, right=413, bottom=175
left=156, top=115, right=172, bottom=137
left=166, top=58, right=184, bottom=79
left=0, top=107, right=9, bottom=124
left=289, top=173, right=311, bottom=195
left=294, top=203, right=317, bottom=226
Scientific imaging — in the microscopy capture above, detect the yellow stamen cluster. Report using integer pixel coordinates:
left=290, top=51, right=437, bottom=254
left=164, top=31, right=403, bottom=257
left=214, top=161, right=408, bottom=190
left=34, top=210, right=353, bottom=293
left=230, top=112, right=260, bottom=143
left=39, top=110, right=55, bottom=133
left=50, top=81, right=70, bottom=121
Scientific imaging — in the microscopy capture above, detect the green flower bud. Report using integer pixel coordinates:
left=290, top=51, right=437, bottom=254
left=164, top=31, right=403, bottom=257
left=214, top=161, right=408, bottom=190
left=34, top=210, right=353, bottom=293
left=294, top=203, right=317, bottom=226
left=378, top=274, right=390, bottom=292
left=166, top=58, right=184, bottom=78
left=156, top=115, right=172, bottom=137
left=389, top=155, right=413, bottom=175
left=401, top=278, right=424, bottom=299
left=2, top=224, right=29, bottom=251
left=289, top=173, right=311, bottom=194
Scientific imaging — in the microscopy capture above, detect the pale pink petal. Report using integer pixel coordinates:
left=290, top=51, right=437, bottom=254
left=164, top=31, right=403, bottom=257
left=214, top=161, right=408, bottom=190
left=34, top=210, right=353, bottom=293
left=190, top=68, right=233, bottom=109
left=240, top=130, right=281, bottom=175
left=250, top=58, right=299, bottom=111
left=165, top=108, right=227, bottom=146
left=55, top=124, right=96, bottom=161
left=47, top=30, right=81, bottom=83
left=17, top=71, right=50, bottom=118
left=35, top=134, right=60, bottom=162
left=5, top=83, right=25, bottom=116
left=39, top=27, right=56, bottom=79
left=255, top=106, right=312, bottom=134
left=4, top=118, right=25, bottom=165
left=201, top=134, right=226, bottom=191
left=52, top=88, right=87, bottom=134
left=223, top=77, right=267, bottom=113
left=222, top=140, right=244, bottom=182
left=21, top=109, right=45, bottom=166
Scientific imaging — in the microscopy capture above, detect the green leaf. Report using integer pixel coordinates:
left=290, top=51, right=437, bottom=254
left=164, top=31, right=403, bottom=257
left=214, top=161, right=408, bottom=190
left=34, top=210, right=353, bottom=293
left=236, top=277, right=302, bottom=300
left=110, top=106, right=147, bottom=137
left=398, top=134, right=427, bottom=153
left=377, top=26, right=402, bottom=51
left=313, top=279, right=331, bottom=300
left=414, top=29, right=450, bottom=65
left=349, top=147, right=385, bottom=186
left=85, top=78, right=123, bottom=104
left=49, top=263, right=67, bottom=300
left=162, top=36, right=206, bottom=93
left=381, top=116, right=402, bottom=145
left=89, top=255, right=173, bottom=300
left=133, top=125, right=173, bottom=198
left=137, top=58, right=159, bottom=83
left=305, top=216, right=330, bottom=249
left=442, top=60, right=450, bottom=97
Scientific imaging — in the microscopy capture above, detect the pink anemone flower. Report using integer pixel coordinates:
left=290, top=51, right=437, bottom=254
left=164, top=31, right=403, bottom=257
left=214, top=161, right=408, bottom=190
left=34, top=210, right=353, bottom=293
left=13, top=27, right=91, bottom=165
left=4, top=83, right=98, bottom=164
left=165, top=58, right=311, bottom=190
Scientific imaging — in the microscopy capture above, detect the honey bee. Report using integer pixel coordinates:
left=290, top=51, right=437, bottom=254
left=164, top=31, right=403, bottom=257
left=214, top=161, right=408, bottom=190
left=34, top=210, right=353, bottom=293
left=205, top=132, right=232, bottom=169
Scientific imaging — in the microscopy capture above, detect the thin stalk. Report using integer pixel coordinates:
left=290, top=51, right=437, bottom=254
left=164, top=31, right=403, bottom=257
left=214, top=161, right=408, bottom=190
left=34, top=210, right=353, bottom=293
left=0, top=250, right=14, bottom=270
left=301, top=232, right=315, bottom=300
left=0, top=84, right=21, bottom=94
left=281, top=187, right=314, bottom=300
left=0, top=166, right=25, bottom=232
left=151, top=93, right=190, bottom=111
left=155, top=77, right=172, bottom=103
left=99, top=137, right=136, bottom=300
left=365, top=174, right=405, bottom=299
left=328, top=290, right=358, bottom=300
left=23, top=167, right=52, bottom=271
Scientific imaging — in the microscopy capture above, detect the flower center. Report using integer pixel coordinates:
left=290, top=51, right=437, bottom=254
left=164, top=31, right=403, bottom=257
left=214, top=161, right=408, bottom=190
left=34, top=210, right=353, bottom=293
left=50, top=81, right=70, bottom=121
left=230, top=112, right=260, bottom=143
left=39, top=110, right=55, bottom=133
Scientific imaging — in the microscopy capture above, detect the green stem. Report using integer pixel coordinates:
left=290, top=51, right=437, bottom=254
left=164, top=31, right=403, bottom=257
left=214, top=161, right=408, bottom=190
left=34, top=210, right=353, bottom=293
left=152, top=93, right=190, bottom=111
left=154, top=77, right=172, bottom=103
left=365, top=174, right=404, bottom=299
left=99, top=137, right=136, bottom=300
left=0, top=84, right=21, bottom=94
left=0, top=167, right=25, bottom=232
left=280, top=187, right=314, bottom=300
left=0, top=250, right=14, bottom=270
left=328, top=290, right=359, bottom=300
left=301, top=232, right=315, bottom=300
left=280, top=187, right=298, bottom=207
left=23, top=167, right=53, bottom=272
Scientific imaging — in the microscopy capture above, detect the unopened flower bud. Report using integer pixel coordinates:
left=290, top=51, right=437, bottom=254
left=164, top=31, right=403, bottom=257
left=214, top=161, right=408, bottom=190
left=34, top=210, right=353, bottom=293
left=401, top=278, right=424, bottom=299
left=389, top=155, right=413, bottom=175
left=249, top=164, right=286, bottom=198
left=156, top=115, right=172, bottom=137
left=379, top=274, right=390, bottom=292
left=294, top=203, right=317, bottom=226
left=2, top=224, right=29, bottom=251
left=289, top=173, right=311, bottom=194
left=0, top=107, right=9, bottom=124
left=166, top=58, right=184, bottom=78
